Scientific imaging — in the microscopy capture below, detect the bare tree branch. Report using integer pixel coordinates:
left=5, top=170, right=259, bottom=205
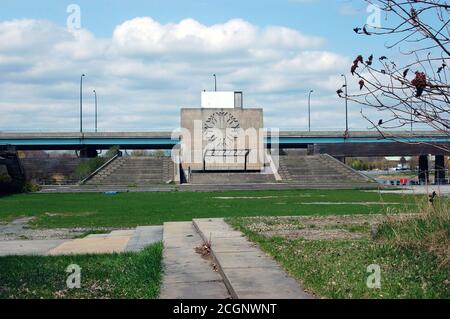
left=341, top=0, right=450, bottom=152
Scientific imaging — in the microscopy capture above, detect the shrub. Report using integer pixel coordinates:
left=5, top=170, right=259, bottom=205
left=130, top=150, right=149, bottom=157
left=22, top=181, right=42, bottom=193
left=349, top=159, right=369, bottom=171
left=150, top=150, right=166, bottom=157
left=71, top=146, right=120, bottom=180
left=377, top=195, right=450, bottom=267
left=105, top=145, right=120, bottom=158
left=0, top=173, right=11, bottom=183
left=72, top=157, right=107, bottom=180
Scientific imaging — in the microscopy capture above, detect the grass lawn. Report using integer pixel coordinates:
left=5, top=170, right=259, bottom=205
left=228, top=216, right=450, bottom=299
left=0, top=189, right=420, bottom=228
left=0, top=242, right=163, bottom=299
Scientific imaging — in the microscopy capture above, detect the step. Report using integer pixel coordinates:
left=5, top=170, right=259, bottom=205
left=159, top=222, right=230, bottom=299
left=85, top=156, right=171, bottom=186
left=88, top=183, right=168, bottom=186
left=190, top=172, right=275, bottom=185
left=278, top=154, right=375, bottom=186
left=96, top=176, right=164, bottom=181
left=99, top=173, right=163, bottom=179
left=193, top=218, right=312, bottom=299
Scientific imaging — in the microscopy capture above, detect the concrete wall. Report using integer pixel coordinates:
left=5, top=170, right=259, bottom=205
left=180, top=108, right=265, bottom=171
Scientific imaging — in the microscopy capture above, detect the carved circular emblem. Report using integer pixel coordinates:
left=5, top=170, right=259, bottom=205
left=203, top=111, right=241, bottom=149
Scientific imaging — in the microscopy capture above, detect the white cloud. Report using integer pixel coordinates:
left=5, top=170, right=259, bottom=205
left=0, top=17, right=368, bottom=132
left=0, top=19, right=69, bottom=53
left=111, top=17, right=324, bottom=55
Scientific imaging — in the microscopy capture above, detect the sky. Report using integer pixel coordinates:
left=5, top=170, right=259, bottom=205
left=0, top=0, right=399, bottom=132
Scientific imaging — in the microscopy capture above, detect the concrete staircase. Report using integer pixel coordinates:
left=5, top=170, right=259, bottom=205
left=87, top=156, right=173, bottom=186
left=189, top=171, right=276, bottom=185
left=278, top=154, right=376, bottom=188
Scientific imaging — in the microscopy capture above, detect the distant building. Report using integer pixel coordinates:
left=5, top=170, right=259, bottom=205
left=201, top=91, right=243, bottom=109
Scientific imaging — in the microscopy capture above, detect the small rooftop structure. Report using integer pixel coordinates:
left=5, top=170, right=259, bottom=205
left=201, top=91, right=243, bottom=109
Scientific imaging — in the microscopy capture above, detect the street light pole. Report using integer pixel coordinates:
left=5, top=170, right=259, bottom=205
left=93, top=90, right=98, bottom=133
left=80, top=74, right=85, bottom=133
left=213, top=74, right=217, bottom=92
left=308, top=90, right=313, bottom=132
left=411, top=112, right=413, bottom=133
left=341, top=74, right=349, bottom=133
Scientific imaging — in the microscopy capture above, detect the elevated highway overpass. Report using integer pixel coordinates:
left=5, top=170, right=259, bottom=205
left=0, top=131, right=449, bottom=157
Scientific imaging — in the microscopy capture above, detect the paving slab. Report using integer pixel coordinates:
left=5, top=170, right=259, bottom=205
left=47, top=236, right=131, bottom=255
left=125, top=226, right=163, bottom=252
left=206, top=238, right=258, bottom=253
left=163, top=270, right=222, bottom=284
left=0, top=240, right=67, bottom=256
left=159, top=222, right=230, bottom=299
left=85, top=233, right=110, bottom=238
left=221, top=268, right=309, bottom=299
left=160, top=282, right=231, bottom=299
left=109, top=229, right=136, bottom=237
left=214, top=251, right=280, bottom=269
left=193, top=218, right=313, bottom=299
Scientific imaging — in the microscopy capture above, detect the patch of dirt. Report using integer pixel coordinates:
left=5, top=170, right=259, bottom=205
left=0, top=217, right=111, bottom=241
left=243, top=214, right=419, bottom=241
left=265, top=229, right=368, bottom=240
left=299, top=202, right=405, bottom=205
left=44, top=211, right=96, bottom=217
left=212, top=194, right=323, bottom=200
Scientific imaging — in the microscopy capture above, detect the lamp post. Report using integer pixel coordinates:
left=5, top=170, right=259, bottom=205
left=93, top=90, right=98, bottom=133
left=341, top=74, right=349, bottom=133
left=213, top=74, right=217, bottom=92
left=80, top=74, right=85, bottom=133
left=308, top=90, right=313, bottom=132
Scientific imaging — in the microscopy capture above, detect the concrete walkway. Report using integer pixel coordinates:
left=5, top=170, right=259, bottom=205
left=0, top=226, right=162, bottom=256
left=1, top=219, right=312, bottom=299
left=47, top=234, right=131, bottom=255
left=125, top=226, right=163, bottom=252
left=0, top=239, right=66, bottom=256
left=159, top=222, right=230, bottom=299
left=193, top=218, right=312, bottom=299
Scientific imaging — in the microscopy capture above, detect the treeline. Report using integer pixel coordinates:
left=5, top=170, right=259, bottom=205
left=348, top=157, right=413, bottom=171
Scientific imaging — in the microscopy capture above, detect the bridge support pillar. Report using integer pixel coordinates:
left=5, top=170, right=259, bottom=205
left=0, top=150, right=26, bottom=192
left=80, top=148, right=98, bottom=158
left=435, top=155, right=446, bottom=185
left=418, top=155, right=429, bottom=185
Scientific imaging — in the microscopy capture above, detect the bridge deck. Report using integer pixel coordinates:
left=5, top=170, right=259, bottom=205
left=0, top=131, right=449, bottom=155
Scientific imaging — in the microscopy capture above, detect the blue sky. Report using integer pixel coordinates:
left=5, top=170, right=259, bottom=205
left=1, top=0, right=377, bottom=54
left=0, top=0, right=396, bottom=132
